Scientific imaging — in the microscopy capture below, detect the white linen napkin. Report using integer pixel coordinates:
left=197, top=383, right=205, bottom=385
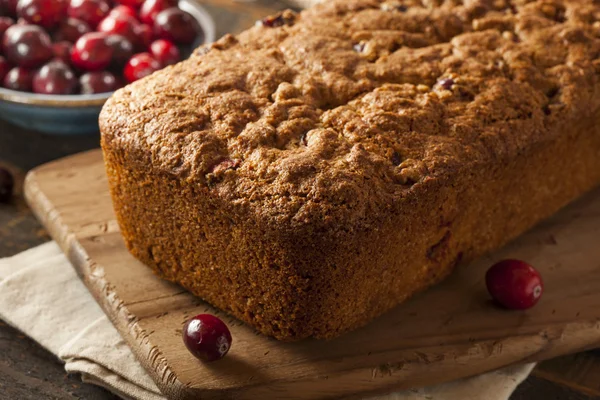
left=0, top=242, right=534, bottom=400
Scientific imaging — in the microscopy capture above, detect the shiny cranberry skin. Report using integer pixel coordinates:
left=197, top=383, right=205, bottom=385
left=135, top=22, right=151, bottom=48
left=67, top=0, right=109, bottom=28
left=116, top=0, right=143, bottom=8
left=106, top=34, right=133, bottom=66
left=123, top=51, right=159, bottom=82
left=32, top=60, right=77, bottom=94
left=0, top=56, right=10, bottom=83
left=16, top=0, right=66, bottom=29
left=3, top=24, right=52, bottom=67
left=110, top=4, right=137, bottom=20
left=0, top=16, right=14, bottom=38
left=150, top=39, right=178, bottom=66
left=71, top=32, right=112, bottom=71
left=0, top=0, right=18, bottom=17
left=79, top=70, right=120, bottom=93
left=0, top=167, right=14, bottom=203
left=486, top=259, right=543, bottom=310
left=52, top=41, right=71, bottom=63
left=139, top=0, right=175, bottom=25
left=3, top=66, right=33, bottom=91
left=97, top=14, right=139, bottom=46
left=182, top=314, right=232, bottom=362
left=153, top=8, right=199, bottom=44
left=54, top=17, right=91, bottom=43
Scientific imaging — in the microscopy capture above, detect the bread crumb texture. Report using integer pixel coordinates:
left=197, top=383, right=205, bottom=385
left=100, top=0, right=600, bottom=340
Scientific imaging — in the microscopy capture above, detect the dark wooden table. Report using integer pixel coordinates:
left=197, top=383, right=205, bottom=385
left=0, top=1, right=599, bottom=399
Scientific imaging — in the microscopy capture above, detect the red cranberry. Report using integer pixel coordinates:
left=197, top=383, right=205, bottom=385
left=71, top=32, right=112, bottom=71
left=139, top=0, right=175, bottom=25
left=97, top=14, right=139, bottom=47
left=110, top=4, right=137, bottom=20
left=52, top=41, right=72, bottom=63
left=79, top=70, right=120, bottom=93
left=3, top=66, right=33, bottom=91
left=0, top=55, right=10, bottom=83
left=150, top=38, right=178, bottom=66
left=0, top=16, right=14, bottom=38
left=0, top=167, right=14, bottom=203
left=135, top=22, right=151, bottom=48
left=0, top=0, right=18, bottom=17
left=123, top=51, right=159, bottom=82
left=16, top=0, right=66, bottom=29
left=33, top=60, right=77, bottom=94
left=67, top=0, right=109, bottom=28
left=3, top=24, right=52, bottom=68
left=153, top=8, right=199, bottom=45
left=54, top=17, right=91, bottom=43
left=182, top=314, right=232, bottom=362
left=116, top=0, right=143, bottom=8
left=106, top=34, right=133, bottom=66
left=486, top=259, right=543, bottom=310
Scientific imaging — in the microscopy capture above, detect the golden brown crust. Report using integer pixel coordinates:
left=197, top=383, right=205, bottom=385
left=100, top=0, right=600, bottom=340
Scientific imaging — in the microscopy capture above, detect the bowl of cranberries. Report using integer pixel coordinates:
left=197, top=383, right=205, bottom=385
left=0, top=0, right=215, bottom=135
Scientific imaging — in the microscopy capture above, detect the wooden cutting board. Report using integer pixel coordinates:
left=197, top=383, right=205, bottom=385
left=24, top=149, right=600, bottom=400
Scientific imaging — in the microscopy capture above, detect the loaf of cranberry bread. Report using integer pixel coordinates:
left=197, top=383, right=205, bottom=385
left=100, top=0, right=600, bottom=341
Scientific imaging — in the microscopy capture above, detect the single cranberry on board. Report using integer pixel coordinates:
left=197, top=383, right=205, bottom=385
left=33, top=60, right=78, bottom=94
left=16, top=0, right=66, bottom=29
left=0, top=167, right=14, bottom=203
left=3, top=66, right=34, bottom=91
left=123, top=51, right=159, bottom=82
left=486, top=259, right=544, bottom=310
left=67, top=0, right=110, bottom=28
left=139, top=0, right=176, bottom=25
left=2, top=24, right=53, bottom=68
left=71, top=32, right=113, bottom=71
left=182, top=314, right=232, bottom=362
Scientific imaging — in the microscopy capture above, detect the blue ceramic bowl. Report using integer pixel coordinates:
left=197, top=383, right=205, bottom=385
left=0, top=1, right=216, bottom=135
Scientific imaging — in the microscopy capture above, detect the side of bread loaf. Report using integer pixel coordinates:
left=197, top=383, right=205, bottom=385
left=100, top=0, right=600, bottom=340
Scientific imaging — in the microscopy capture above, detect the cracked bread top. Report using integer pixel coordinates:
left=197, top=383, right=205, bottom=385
left=100, top=0, right=600, bottom=229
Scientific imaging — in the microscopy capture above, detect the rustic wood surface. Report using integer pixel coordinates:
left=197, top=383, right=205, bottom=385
left=0, top=0, right=599, bottom=399
left=21, top=148, right=600, bottom=399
